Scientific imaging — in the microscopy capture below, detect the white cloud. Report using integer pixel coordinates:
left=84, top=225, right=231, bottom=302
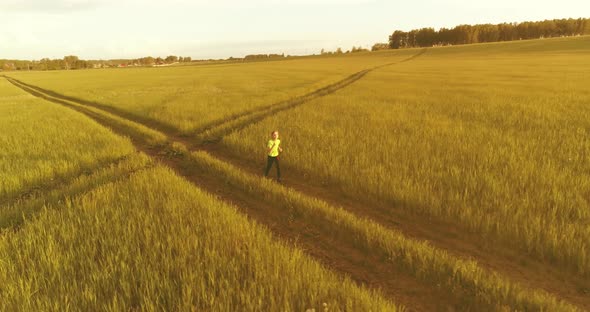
left=0, top=0, right=377, bottom=15
left=115, top=0, right=376, bottom=10
left=2, top=0, right=114, bottom=13
left=149, top=0, right=374, bottom=5
left=0, top=0, right=587, bottom=59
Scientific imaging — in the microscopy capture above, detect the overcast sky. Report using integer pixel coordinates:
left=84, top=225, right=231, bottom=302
left=1, top=0, right=588, bottom=60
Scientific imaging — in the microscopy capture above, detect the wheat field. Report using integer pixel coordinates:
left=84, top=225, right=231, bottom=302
left=2, top=36, right=589, bottom=311
left=224, top=36, right=590, bottom=276
left=6, top=50, right=416, bottom=134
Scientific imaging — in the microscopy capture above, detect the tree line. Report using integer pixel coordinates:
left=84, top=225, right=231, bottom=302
left=2, top=17, right=588, bottom=71
left=389, top=17, right=590, bottom=48
left=1, top=55, right=192, bottom=71
left=243, top=53, right=285, bottom=61
left=320, top=46, right=370, bottom=55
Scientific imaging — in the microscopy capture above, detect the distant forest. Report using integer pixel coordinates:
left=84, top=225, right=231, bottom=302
left=2, top=17, right=589, bottom=71
left=0, top=55, right=193, bottom=71
left=387, top=17, right=590, bottom=49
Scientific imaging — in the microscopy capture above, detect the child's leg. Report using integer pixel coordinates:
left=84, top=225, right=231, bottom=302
left=264, top=156, right=274, bottom=176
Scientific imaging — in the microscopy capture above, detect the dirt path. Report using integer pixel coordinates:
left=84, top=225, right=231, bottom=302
left=5, top=51, right=589, bottom=310
left=4, top=49, right=427, bottom=146
left=192, top=49, right=428, bottom=143
left=5, top=75, right=460, bottom=311
left=203, top=143, right=590, bottom=310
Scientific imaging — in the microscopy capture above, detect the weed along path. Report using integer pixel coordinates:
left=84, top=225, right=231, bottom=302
left=4, top=49, right=587, bottom=311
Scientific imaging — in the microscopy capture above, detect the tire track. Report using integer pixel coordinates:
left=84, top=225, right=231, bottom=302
left=1, top=154, right=154, bottom=231
left=0, top=155, right=129, bottom=208
left=203, top=144, right=590, bottom=310
left=3, top=48, right=427, bottom=146
left=4, top=77, right=179, bottom=136
left=193, top=68, right=371, bottom=144
left=193, top=49, right=427, bottom=143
